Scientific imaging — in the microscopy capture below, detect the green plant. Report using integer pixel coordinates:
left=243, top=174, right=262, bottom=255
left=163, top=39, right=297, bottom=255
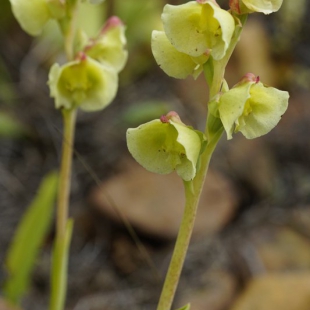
left=126, top=0, right=289, bottom=309
left=3, top=172, right=58, bottom=305
left=7, top=0, right=127, bottom=309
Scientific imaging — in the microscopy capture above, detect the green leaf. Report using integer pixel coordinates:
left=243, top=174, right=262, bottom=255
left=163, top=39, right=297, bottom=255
left=3, top=172, right=58, bottom=305
left=176, top=303, right=191, bottom=310
left=0, top=111, right=27, bottom=138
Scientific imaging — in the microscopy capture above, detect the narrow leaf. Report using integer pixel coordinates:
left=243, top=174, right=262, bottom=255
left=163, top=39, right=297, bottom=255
left=3, top=171, right=58, bottom=304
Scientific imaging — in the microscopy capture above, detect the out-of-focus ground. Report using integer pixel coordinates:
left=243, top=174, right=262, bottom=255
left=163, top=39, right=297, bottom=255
left=1, top=0, right=310, bottom=309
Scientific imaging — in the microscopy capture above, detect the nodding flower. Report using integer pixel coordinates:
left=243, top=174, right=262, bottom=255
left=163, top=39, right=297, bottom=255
left=151, top=0, right=235, bottom=79
left=215, top=73, right=289, bottom=139
left=127, top=112, right=207, bottom=181
left=48, top=55, right=118, bottom=112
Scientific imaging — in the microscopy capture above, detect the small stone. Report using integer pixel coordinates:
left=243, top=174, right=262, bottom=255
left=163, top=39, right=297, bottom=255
left=91, top=158, right=239, bottom=240
left=177, top=270, right=237, bottom=310
left=291, top=207, right=310, bottom=238
left=257, top=227, right=310, bottom=271
left=231, top=272, right=310, bottom=310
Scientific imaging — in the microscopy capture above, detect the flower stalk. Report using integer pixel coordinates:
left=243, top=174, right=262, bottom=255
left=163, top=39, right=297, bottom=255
left=156, top=131, right=222, bottom=310
left=50, top=2, right=79, bottom=308
left=156, top=13, right=248, bottom=310
left=50, top=109, right=76, bottom=310
left=56, top=109, right=77, bottom=239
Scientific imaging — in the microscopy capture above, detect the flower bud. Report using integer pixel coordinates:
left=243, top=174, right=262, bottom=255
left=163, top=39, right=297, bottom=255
left=229, top=0, right=283, bottom=15
left=84, top=16, right=128, bottom=73
left=48, top=54, right=118, bottom=112
left=218, top=73, right=289, bottom=139
left=126, top=112, right=206, bottom=181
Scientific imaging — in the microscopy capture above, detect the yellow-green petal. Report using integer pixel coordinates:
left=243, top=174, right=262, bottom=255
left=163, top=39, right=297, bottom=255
left=85, top=17, right=128, bottom=73
left=218, top=82, right=252, bottom=139
left=219, top=79, right=289, bottom=140
left=127, top=120, right=181, bottom=176
left=151, top=31, right=199, bottom=79
left=9, top=0, right=50, bottom=36
left=162, top=1, right=235, bottom=60
left=237, top=82, right=289, bottom=138
left=126, top=118, right=205, bottom=181
left=162, top=2, right=207, bottom=57
left=48, top=57, right=118, bottom=112
left=242, top=0, right=283, bottom=14
left=171, top=120, right=202, bottom=181
left=205, top=2, right=235, bottom=60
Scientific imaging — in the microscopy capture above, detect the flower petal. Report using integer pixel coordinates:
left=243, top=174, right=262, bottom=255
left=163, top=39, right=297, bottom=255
left=237, top=82, right=289, bottom=138
left=162, top=1, right=235, bottom=60
left=242, top=0, right=283, bottom=14
left=205, top=2, right=235, bottom=60
left=151, top=31, right=199, bottom=79
left=218, top=82, right=252, bottom=139
left=126, top=118, right=205, bottom=181
left=48, top=57, right=118, bottom=112
left=162, top=2, right=207, bottom=57
left=171, top=120, right=203, bottom=180
left=126, top=120, right=181, bottom=175
left=85, top=16, right=128, bottom=72
left=9, top=0, right=50, bottom=36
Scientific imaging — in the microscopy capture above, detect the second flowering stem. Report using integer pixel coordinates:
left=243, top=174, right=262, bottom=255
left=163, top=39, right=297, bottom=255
left=50, top=109, right=76, bottom=310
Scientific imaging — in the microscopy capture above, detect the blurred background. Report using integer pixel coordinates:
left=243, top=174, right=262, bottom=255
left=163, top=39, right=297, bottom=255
left=1, top=0, right=310, bottom=309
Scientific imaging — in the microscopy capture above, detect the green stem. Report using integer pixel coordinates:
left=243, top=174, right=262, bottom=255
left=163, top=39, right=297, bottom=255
left=50, top=1, right=81, bottom=308
left=57, top=109, right=77, bottom=238
left=156, top=14, right=248, bottom=310
left=50, top=109, right=76, bottom=310
left=59, top=0, right=79, bottom=61
left=156, top=135, right=221, bottom=310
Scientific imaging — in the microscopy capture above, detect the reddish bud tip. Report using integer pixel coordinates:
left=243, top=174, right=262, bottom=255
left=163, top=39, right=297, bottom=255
left=160, top=115, right=169, bottom=123
left=243, top=73, right=257, bottom=82
left=229, top=0, right=241, bottom=14
left=197, top=0, right=219, bottom=6
left=76, top=52, right=87, bottom=61
left=101, top=16, right=123, bottom=34
left=160, top=111, right=183, bottom=124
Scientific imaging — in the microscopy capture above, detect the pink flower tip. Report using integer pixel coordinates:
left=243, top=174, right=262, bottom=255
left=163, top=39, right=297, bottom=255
left=243, top=73, right=257, bottom=82
left=229, top=0, right=241, bottom=14
left=160, top=115, right=169, bottom=123
left=160, top=111, right=182, bottom=124
left=197, top=0, right=219, bottom=6
left=76, top=52, right=87, bottom=61
left=101, top=16, right=123, bottom=34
